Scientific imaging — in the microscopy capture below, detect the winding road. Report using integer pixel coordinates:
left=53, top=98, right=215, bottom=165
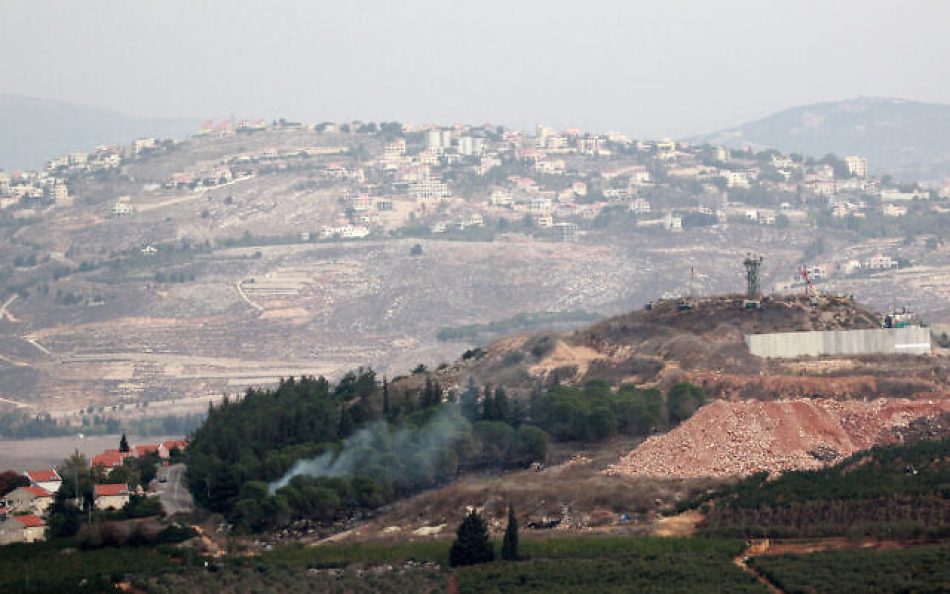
left=158, top=463, right=195, bottom=516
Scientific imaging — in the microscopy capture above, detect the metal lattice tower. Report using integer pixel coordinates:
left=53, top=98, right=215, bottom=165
left=743, top=254, right=763, bottom=298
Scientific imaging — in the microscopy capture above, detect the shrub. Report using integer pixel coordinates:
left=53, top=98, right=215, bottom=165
left=449, top=510, right=494, bottom=567
left=667, top=382, right=706, bottom=425
left=502, top=351, right=525, bottom=366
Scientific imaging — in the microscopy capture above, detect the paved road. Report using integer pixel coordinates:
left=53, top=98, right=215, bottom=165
left=158, top=463, right=195, bottom=516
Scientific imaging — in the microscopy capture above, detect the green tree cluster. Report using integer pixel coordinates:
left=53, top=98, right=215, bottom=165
left=531, top=381, right=704, bottom=442
left=185, top=371, right=547, bottom=532
left=184, top=367, right=710, bottom=533
left=185, top=373, right=374, bottom=514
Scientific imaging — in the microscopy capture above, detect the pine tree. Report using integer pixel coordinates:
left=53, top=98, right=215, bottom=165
left=421, top=376, right=431, bottom=408
left=508, top=399, right=526, bottom=428
left=501, top=503, right=519, bottom=561
left=494, top=387, right=510, bottom=424
left=461, top=376, right=479, bottom=421
left=119, top=433, right=130, bottom=453
left=339, top=404, right=355, bottom=436
left=421, top=376, right=441, bottom=408
left=449, top=510, right=494, bottom=567
left=482, top=384, right=494, bottom=420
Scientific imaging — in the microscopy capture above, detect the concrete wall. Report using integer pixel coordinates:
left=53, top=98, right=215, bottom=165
left=745, top=326, right=932, bottom=359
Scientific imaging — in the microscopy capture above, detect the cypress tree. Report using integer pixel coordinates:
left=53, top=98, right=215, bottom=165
left=449, top=510, right=494, bottom=567
left=482, top=384, right=494, bottom=420
left=119, top=433, right=130, bottom=453
left=494, top=387, right=510, bottom=424
left=421, top=376, right=441, bottom=408
left=461, top=376, right=479, bottom=421
left=501, top=503, right=519, bottom=561
left=382, top=377, right=390, bottom=416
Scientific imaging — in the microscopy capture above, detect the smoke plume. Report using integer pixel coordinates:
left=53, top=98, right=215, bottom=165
left=268, top=405, right=469, bottom=493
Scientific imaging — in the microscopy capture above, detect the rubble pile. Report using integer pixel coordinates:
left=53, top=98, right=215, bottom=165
left=606, top=397, right=950, bottom=479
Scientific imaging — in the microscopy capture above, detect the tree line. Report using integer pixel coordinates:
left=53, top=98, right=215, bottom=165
left=0, top=409, right=204, bottom=439
left=529, top=380, right=706, bottom=442
left=184, top=369, right=706, bottom=532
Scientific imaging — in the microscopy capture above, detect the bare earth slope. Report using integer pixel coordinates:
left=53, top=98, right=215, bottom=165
left=606, top=397, right=950, bottom=479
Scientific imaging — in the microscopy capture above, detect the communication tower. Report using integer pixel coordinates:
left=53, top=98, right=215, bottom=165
left=742, top=254, right=763, bottom=310
left=743, top=254, right=763, bottom=298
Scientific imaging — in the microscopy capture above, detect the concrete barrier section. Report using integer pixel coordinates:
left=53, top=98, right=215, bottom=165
left=745, top=326, right=932, bottom=359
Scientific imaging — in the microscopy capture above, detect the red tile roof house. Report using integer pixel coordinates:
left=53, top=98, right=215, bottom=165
left=162, top=439, right=188, bottom=451
left=133, top=444, right=160, bottom=458
left=2, top=486, right=53, bottom=515
left=0, top=514, right=46, bottom=545
left=154, top=439, right=189, bottom=466
left=92, top=450, right=130, bottom=474
left=94, top=483, right=131, bottom=510
left=161, top=439, right=188, bottom=459
left=23, top=467, right=62, bottom=494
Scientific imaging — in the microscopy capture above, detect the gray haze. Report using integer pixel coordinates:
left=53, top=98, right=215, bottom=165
left=2, top=1, right=950, bottom=138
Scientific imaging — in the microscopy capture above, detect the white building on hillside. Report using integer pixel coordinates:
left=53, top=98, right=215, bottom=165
left=845, top=155, right=868, bottom=178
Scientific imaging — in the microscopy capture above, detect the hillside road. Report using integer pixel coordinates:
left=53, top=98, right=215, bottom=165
left=158, top=463, right=195, bottom=515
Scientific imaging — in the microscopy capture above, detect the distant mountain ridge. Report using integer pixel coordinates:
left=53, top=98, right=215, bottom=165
left=0, top=94, right=199, bottom=171
left=693, top=97, right=950, bottom=182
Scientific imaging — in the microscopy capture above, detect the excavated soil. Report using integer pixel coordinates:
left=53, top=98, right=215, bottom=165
left=606, top=397, right=950, bottom=479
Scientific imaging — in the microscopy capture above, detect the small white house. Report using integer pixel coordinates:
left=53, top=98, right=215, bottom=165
left=2, top=486, right=53, bottom=515
left=0, top=514, right=46, bottom=545
left=24, top=468, right=62, bottom=494
left=94, top=484, right=131, bottom=510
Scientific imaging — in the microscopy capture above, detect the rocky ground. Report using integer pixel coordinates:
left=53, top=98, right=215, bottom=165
left=606, top=397, right=950, bottom=479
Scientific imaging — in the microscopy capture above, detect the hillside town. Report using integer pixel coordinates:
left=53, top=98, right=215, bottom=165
left=2, top=119, right=947, bottom=290
left=0, top=114, right=947, bottom=430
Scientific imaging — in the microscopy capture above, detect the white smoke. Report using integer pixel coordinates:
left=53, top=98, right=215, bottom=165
left=268, top=405, right=470, bottom=494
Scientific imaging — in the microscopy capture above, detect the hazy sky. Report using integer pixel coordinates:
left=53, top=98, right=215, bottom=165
left=2, top=1, right=949, bottom=138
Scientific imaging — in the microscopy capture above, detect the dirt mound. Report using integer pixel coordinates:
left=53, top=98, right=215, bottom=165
left=529, top=340, right=601, bottom=379
left=606, top=397, right=950, bottom=479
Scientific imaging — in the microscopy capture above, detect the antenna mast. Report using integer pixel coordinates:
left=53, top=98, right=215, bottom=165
left=741, top=254, right=764, bottom=310
left=743, top=253, right=763, bottom=298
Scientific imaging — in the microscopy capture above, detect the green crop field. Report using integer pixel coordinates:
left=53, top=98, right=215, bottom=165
left=750, top=544, right=950, bottom=594
left=0, top=539, right=185, bottom=594
left=185, top=535, right=766, bottom=594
